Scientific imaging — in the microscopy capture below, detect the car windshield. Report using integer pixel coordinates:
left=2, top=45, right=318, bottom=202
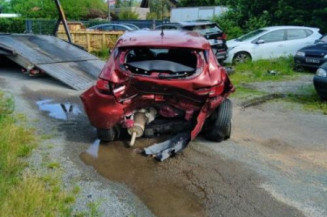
left=124, top=24, right=140, bottom=30
left=237, top=29, right=267, bottom=41
left=184, top=24, right=221, bottom=35
left=124, top=47, right=200, bottom=78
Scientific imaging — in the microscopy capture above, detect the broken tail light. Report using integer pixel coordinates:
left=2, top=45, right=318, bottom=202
left=96, top=78, right=111, bottom=94
left=111, top=83, right=126, bottom=98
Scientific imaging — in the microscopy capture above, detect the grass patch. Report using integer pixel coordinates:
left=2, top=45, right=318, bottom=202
left=231, top=86, right=266, bottom=99
left=92, top=47, right=110, bottom=61
left=230, top=57, right=298, bottom=86
left=285, top=86, right=327, bottom=114
left=47, top=162, right=61, bottom=169
left=0, top=90, right=76, bottom=217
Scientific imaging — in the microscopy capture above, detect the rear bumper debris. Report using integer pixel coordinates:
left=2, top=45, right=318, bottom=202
left=143, top=131, right=191, bottom=161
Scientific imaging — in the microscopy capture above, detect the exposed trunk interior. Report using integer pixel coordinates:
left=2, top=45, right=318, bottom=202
left=124, top=47, right=199, bottom=78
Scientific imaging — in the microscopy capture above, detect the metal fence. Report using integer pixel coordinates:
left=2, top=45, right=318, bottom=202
left=25, top=19, right=170, bottom=35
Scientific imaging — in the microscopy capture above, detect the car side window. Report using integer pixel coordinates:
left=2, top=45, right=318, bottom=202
left=287, top=29, right=308, bottom=40
left=115, top=26, right=127, bottom=31
left=258, top=30, right=285, bottom=43
left=102, top=25, right=114, bottom=31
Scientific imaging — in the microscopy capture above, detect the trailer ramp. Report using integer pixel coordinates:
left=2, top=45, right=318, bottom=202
left=0, top=34, right=105, bottom=90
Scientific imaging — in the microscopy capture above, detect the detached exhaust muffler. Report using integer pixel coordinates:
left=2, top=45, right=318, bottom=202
left=127, top=108, right=156, bottom=146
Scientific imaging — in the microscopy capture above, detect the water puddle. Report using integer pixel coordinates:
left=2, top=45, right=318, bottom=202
left=36, top=99, right=82, bottom=120
left=80, top=138, right=205, bottom=217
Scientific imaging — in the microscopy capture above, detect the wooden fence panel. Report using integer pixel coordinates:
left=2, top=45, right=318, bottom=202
left=57, top=31, right=123, bottom=52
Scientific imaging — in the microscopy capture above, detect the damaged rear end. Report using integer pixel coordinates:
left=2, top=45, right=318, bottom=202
left=81, top=30, right=234, bottom=160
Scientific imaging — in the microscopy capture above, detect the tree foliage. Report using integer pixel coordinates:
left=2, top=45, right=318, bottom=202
left=179, top=0, right=327, bottom=38
left=4, top=0, right=107, bottom=20
left=118, top=9, right=139, bottom=20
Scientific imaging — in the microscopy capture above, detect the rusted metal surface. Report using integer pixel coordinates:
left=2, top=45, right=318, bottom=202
left=0, top=34, right=105, bottom=90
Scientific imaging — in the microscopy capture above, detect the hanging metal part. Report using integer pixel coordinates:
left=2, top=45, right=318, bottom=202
left=53, top=0, right=72, bottom=43
left=143, top=131, right=191, bottom=161
left=127, top=108, right=157, bottom=146
left=128, top=112, right=147, bottom=146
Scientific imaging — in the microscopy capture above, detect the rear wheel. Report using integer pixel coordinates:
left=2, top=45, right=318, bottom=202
left=204, top=99, right=232, bottom=142
left=232, top=52, right=251, bottom=64
left=97, top=128, right=116, bottom=142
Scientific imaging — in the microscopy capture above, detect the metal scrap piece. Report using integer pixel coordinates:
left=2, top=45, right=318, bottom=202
left=144, top=131, right=191, bottom=161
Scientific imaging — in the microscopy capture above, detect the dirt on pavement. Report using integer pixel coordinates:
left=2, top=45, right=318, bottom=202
left=1, top=65, right=326, bottom=217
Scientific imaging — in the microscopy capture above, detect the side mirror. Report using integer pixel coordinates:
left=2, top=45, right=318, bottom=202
left=256, top=39, right=265, bottom=44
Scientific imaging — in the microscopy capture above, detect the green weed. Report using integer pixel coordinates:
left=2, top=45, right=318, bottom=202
left=47, top=162, right=61, bottom=169
left=92, top=47, right=111, bottom=60
left=230, top=56, right=298, bottom=85
left=0, top=90, right=76, bottom=217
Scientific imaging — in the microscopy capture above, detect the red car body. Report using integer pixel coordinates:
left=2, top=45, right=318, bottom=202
left=81, top=30, right=234, bottom=141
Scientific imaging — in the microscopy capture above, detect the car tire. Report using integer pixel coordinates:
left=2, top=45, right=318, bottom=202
left=97, top=128, right=116, bottom=142
left=232, top=52, right=251, bottom=64
left=204, top=99, right=232, bottom=142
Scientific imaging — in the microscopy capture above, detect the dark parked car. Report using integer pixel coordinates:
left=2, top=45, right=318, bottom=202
left=155, top=21, right=227, bottom=62
left=80, top=30, right=234, bottom=160
left=313, top=62, right=327, bottom=100
left=88, top=23, right=139, bottom=31
left=294, top=35, right=327, bottom=70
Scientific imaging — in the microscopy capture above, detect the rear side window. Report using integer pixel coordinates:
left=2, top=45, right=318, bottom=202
left=259, top=30, right=285, bottom=43
left=320, top=35, right=327, bottom=42
left=184, top=24, right=221, bottom=35
left=287, top=29, right=309, bottom=40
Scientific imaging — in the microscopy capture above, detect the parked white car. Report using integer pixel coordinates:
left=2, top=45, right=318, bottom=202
left=225, top=26, right=322, bottom=64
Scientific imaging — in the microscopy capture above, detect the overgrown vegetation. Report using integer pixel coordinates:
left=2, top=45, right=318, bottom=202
left=205, top=0, right=327, bottom=39
left=92, top=47, right=111, bottom=60
left=0, top=91, right=76, bottom=217
left=0, top=0, right=107, bottom=20
left=229, top=57, right=327, bottom=114
left=229, top=56, right=297, bottom=86
left=0, top=18, right=25, bottom=33
left=118, top=9, right=139, bottom=20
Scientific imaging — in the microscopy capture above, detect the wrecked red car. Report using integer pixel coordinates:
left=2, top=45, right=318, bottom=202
left=81, top=30, right=234, bottom=160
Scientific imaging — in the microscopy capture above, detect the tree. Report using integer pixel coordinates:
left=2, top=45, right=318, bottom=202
left=148, top=0, right=171, bottom=19
left=213, top=0, right=327, bottom=38
left=8, top=0, right=107, bottom=20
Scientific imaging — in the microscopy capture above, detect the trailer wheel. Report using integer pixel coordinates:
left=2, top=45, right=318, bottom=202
left=97, top=128, right=116, bottom=142
left=204, top=99, right=232, bottom=142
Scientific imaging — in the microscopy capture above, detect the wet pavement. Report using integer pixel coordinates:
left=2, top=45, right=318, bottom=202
left=81, top=138, right=204, bottom=217
left=2, top=68, right=325, bottom=217
left=28, top=89, right=306, bottom=217
left=36, top=99, right=82, bottom=120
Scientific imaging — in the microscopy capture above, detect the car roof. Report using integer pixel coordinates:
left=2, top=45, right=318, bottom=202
left=260, top=26, right=320, bottom=31
left=89, top=23, right=133, bottom=29
left=159, top=21, right=216, bottom=27
left=178, top=21, right=216, bottom=26
left=116, top=30, right=211, bottom=50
